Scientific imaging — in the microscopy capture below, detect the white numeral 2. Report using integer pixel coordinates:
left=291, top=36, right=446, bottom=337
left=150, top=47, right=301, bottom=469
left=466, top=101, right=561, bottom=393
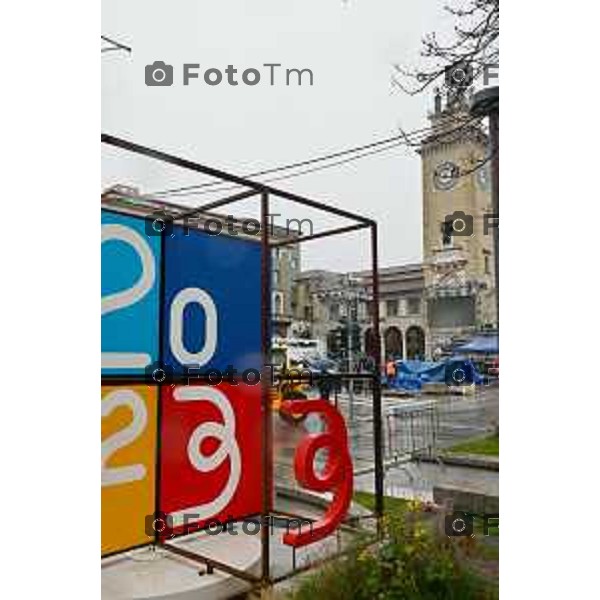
left=101, top=224, right=156, bottom=369
left=102, top=389, right=148, bottom=487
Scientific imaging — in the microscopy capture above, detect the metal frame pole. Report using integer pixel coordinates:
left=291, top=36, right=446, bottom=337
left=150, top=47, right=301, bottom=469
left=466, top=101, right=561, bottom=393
left=260, top=191, right=272, bottom=589
left=370, top=223, right=384, bottom=529
left=153, top=226, right=167, bottom=545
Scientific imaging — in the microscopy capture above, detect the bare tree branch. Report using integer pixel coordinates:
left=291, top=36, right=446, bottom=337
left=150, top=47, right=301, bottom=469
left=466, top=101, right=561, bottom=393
left=394, top=0, right=499, bottom=96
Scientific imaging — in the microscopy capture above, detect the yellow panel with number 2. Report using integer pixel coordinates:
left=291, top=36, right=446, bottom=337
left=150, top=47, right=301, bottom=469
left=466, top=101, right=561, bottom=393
left=101, top=385, right=157, bottom=555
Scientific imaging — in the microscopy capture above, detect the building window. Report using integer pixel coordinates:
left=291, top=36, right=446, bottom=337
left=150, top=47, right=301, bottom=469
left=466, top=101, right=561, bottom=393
left=329, top=303, right=340, bottom=321
left=441, top=219, right=453, bottom=247
left=273, top=292, right=284, bottom=315
left=407, top=297, right=421, bottom=315
left=386, top=299, right=398, bottom=317
left=484, top=252, right=491, bottom=274
left=272, top=269, right=280, bottom=288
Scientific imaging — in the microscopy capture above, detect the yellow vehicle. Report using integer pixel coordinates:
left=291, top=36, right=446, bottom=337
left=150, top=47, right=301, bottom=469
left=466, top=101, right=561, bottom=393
left=270, top=339, right=314, bottom=421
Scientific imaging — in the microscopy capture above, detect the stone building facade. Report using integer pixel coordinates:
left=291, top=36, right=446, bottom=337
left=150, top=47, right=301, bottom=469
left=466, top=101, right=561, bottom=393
left=291, top=92, right=498, bottom=362
left=292, top=270, right=369, bottom=355
left=420, top=91, right=497, bottom=351
left=271, top=244, right=301, bottom=338
left=357, top=264, right=428, bottom=361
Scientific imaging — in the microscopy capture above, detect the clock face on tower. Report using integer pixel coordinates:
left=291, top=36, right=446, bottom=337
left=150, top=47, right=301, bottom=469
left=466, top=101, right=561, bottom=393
left=433, top=161, right=459, bottom=191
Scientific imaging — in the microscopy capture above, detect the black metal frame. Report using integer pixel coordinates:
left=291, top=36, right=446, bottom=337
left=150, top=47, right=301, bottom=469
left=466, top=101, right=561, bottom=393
left=101, top=134, right=383, bottom=592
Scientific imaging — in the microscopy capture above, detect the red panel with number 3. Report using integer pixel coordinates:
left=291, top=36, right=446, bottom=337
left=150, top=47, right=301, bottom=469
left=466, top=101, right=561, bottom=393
left=159, top=383, right=262, bottom=536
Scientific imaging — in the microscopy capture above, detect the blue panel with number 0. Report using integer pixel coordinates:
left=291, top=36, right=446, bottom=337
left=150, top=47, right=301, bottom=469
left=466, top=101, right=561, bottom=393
left=162, top=226, right=262, bottom=375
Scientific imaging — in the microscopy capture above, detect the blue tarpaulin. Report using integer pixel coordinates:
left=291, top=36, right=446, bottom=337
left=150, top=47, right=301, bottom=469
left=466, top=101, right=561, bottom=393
left=453, top=335, right=499, bottom=354
left=385, top=358, right=485, bottom=390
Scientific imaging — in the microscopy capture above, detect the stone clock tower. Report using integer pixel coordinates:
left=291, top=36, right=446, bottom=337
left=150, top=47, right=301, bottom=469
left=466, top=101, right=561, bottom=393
left=420, top=90, right=497, bottom=349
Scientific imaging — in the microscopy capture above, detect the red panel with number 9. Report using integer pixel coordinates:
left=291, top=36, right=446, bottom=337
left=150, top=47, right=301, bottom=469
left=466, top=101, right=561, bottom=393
left=159, top=383, right=262, bottom=535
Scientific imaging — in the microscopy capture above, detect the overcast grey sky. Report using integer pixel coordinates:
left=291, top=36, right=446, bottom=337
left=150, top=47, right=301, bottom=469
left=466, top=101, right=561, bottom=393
left=102, top=0, right=455, bottom=271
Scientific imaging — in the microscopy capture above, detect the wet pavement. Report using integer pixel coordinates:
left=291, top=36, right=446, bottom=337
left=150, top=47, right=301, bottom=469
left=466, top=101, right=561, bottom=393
left=274, top=383, right=499, bottom=501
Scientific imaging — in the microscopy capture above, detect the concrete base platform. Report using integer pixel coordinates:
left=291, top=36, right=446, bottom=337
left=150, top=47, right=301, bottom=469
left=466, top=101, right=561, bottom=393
left=102, top=533, right=260, bottom=600
left=102, top=492, right=374, bottom=599
left=433, top=485, right=499, bottom=514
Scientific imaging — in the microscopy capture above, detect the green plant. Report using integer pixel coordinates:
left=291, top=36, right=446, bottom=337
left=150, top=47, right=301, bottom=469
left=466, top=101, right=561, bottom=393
left=287, top=500, right=498, bottom=600
left=353, top=491, right=408, bottom=514
left=447, top=434, right=499, bottom=457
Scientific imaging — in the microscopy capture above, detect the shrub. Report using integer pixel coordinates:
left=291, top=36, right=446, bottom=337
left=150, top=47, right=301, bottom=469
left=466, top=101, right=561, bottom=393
left=286, top=502, right=497, bottom=600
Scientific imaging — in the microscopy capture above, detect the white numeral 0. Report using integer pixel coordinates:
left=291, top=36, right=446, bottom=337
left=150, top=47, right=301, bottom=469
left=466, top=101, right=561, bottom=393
left=170, top=287, right=218, bottom=367
left=101, top=224, right=156, bottom=369
left=102, top=389, right=148, bottom=487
